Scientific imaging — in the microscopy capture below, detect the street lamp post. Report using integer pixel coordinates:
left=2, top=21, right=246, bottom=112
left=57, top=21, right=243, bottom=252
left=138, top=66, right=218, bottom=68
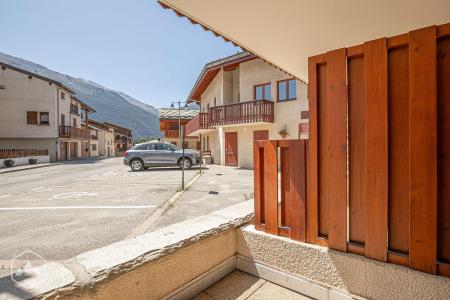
left=171, top=101, right=188, bottom=190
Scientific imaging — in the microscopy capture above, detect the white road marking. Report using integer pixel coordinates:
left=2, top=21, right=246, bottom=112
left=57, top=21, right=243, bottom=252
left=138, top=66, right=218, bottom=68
left=0, top=194, right=12, bottom=198
left=31, top=187, right=46, bottom=191
left=0, top=205, right=156, bottom=211
left=48, top=192, right=99, bottom=200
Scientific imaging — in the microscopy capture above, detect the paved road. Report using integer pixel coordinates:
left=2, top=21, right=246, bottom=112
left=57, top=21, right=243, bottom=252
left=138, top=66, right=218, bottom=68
left=0, top=157, right=198, bottom=263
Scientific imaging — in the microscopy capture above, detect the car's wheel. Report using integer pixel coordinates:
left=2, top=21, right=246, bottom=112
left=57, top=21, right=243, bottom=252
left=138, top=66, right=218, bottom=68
left=178, top=157, right=192, bottom=169
left=130, top=159, right=144, bottom=171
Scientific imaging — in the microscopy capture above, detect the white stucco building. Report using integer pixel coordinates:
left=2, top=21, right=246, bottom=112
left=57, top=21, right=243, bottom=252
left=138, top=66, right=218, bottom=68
left=0, top=62, right=94, bottom=161
left=185, top=52, right=308, bottom=168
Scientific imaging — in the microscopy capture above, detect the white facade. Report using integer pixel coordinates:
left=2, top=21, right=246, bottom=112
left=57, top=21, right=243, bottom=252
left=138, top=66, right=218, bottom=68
left=192, top=57, right=308, bottom=169
left=0, top=64, right=89, bottom=161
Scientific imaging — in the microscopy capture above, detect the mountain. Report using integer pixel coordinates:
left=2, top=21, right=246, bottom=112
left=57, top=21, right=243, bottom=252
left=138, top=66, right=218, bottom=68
left=0, top=52, right=162, bottom=139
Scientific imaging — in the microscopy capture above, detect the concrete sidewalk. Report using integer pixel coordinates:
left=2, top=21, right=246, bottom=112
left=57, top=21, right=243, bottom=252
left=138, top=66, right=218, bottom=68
left=146, top=164, right=254, bottom=232
left=0, top=163, right=60, bottom=175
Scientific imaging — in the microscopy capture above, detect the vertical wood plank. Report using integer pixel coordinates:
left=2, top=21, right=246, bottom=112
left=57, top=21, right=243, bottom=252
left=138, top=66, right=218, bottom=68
left=289, top=140, right=307, bottom=241
left=326, top=48, right=348, bottom=252
left=280, top=146, right=290, bottom=227
left=348, top=55, right=366, bottom=246
left=409, top=26, right=437, bottom=274
left=263, top=140, right=278, bottom=235
left=317, top=63, right=329, bottom=240
left=364, top=38, right=388, bottom=261
left=307, top=56, right=320, bottom=244
left=388, top=46, right=410, bottom=254
left=253, top=141, right=264, bottom=229
left=437, top=36, right=450, bottom=264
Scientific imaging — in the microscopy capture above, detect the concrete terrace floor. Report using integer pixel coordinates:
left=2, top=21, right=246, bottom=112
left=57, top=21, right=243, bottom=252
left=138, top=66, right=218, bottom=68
left=193, top=271, right=312, bottom=300
left=147, top=164, right=254, bottom=232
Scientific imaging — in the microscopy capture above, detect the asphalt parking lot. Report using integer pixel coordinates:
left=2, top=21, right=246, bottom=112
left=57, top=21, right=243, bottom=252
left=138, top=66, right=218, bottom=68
left=0, top=157, right=198, bottom=265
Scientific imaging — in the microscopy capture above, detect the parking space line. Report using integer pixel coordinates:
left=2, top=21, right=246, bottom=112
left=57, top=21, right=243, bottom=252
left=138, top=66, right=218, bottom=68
left=0, top=205, right=157, bottom=211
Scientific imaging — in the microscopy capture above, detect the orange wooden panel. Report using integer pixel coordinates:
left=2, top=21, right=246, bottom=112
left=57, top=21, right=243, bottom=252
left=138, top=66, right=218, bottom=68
left=364, top=38, right=388, bottom=262
left=253, top=141, right=265, bottom=229
left=348, top=55, right=366, bottom=245
left=288, top=140, right=307, bottom=241
left=409, top=26, right=437, bottom=274
left=306, top=57, right=321, bottom=244
left=325, top=48, right=347, bottom=252
left=388, top=46, right=410, bottom=254
left=263, top=140, right=278, bottom=235
left=437, top=36, right=450, bottom=264
left=280, top=146, right=290, bottom=227
left=317, top=62, right=330, bottom=242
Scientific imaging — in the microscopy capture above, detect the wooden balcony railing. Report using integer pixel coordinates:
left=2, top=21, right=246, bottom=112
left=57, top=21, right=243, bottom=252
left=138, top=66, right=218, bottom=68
left=0, top=148, right=49, bottom=159
left=209, top=100, right=274, bottom=127
left=59, top=126, right=90, bottom=139
left=185, top=113, right=210, bottom=136
left=163, top=130, right=179, bottom=138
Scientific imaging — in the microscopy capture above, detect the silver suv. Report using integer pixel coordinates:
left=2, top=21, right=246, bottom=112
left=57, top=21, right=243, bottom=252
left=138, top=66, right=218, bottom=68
left=124, top=141, right=200, bottom=171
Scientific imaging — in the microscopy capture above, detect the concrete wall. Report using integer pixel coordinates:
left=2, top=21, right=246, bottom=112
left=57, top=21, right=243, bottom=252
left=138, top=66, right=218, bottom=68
left=0, top=67, right=58, bottom=138
left=237, top=225, right=450, bottom=300
left=0, top=155, right=50, bottom=169
left=200, top=69, right=223, bottom=111
left=0, top=138, right=58, bottom=161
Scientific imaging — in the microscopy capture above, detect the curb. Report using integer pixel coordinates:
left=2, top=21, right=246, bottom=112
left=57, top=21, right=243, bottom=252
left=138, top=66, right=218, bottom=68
left=126, top=170, right=204, bottom=238
left=0, top=163, right=62, bottom=175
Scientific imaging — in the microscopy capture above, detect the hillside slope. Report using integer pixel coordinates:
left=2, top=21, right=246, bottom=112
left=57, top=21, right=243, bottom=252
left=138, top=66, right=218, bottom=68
left=0, top=52, right=161, bottom=138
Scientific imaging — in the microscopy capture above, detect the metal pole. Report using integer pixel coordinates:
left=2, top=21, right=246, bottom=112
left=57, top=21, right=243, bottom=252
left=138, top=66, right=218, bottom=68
left=181, top=116, right=185, bottom=190
left=199, top=133, right=202, bottom=174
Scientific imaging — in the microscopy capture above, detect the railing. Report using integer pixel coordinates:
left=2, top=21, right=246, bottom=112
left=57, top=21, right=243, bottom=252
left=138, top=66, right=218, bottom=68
left=0, top=149, right=49, bottom=159
left=209, top=100, right=274, bottom=126
left=163, top=130, right=179, bottom=138
left=185, top=113, right=209, bottom=136
left=91, top=134, right=98, bottom=140
left=59, top=126, right=90, bottom=139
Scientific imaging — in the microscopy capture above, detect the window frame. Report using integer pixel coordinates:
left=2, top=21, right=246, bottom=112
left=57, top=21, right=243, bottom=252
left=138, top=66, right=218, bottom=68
left=254, top=83, right=271, bottom=101
left=27, top=111, right=38, bottom=125
left=277, top=78, right=297, bottom=102
left=39, top=112, right=50, bottom=125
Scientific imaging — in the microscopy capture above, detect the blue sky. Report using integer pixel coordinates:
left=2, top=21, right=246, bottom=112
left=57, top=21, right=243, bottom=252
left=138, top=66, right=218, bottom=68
left=0, top=0, right=239, bottom=108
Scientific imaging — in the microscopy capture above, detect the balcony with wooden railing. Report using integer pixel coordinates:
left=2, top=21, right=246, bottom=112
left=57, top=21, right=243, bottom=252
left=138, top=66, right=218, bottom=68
left=209, top=100, right=274, bottom=127
left=59, top=126, right=90, bottom=139
left=185, top=113, right=210, bottom=136
left=163, top=129, right=180, bottom=139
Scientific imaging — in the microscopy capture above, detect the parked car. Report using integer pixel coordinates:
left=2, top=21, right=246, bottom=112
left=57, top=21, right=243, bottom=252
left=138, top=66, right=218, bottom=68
left=124, top=141, right=200, bottom=171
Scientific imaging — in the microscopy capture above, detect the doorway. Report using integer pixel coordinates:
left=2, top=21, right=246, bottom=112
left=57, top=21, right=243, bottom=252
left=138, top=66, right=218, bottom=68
left=225, top=132, right=238, bottom=166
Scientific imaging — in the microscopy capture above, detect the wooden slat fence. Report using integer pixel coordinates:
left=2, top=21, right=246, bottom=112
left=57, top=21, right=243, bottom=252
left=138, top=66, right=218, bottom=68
left=254, top=22, right=450, bottom=278
left=0, top=149, right=49, bottom=159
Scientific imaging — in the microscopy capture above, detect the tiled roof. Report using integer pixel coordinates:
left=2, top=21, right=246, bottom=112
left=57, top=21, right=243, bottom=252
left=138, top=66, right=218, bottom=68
left=158, top=108, right=199, bottom=120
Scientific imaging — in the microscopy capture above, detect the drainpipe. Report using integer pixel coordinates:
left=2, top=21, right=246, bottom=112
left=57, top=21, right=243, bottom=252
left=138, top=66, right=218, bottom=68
left=56, top=87, right=60, bottom=161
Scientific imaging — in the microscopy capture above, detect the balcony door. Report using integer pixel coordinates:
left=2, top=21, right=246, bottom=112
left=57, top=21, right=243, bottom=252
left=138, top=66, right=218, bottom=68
left=225, top=132, right=238, bottom=166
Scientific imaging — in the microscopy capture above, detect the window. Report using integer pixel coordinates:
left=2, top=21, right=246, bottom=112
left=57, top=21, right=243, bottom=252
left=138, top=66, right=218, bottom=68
left=254, top=83, right=271, bottom=100
left=60, top=91, right=65, bottom=100
left=133, top=144, right=149, bottom=150
left=183, top=141, right=188, bottom=149
left=39, top=112, right=49, bottom=125
left=214, top=97, right=217, bottom=106
left=27, top=111, right=38, bottom=124
left=61, top=114, right=66, bottom=126
left=92, top=144, right=97, bottom=151
left=73, top=118, right=77, bottom=127
left=277, top=79, right=297, bottom=101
